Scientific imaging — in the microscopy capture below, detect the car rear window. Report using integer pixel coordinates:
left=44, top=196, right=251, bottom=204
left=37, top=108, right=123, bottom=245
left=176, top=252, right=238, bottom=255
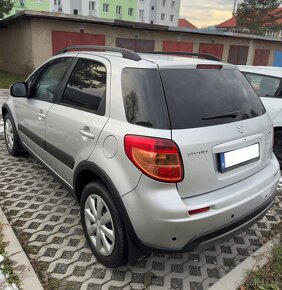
left=160, top=69, right=266, bottom=129
left=122, top=68, right=170, bottom=129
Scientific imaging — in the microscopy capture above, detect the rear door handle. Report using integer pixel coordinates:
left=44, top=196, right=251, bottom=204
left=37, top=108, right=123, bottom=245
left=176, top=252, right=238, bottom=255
left=79, top=129, right=95, bottom=139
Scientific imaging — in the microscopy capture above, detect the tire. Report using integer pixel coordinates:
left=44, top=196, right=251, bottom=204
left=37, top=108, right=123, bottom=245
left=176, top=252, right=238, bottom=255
left=4, top=113, right=23, bottom=157
left=273, top=130, right=282, bottom=168
left=80, top=181, right=128, bottom=267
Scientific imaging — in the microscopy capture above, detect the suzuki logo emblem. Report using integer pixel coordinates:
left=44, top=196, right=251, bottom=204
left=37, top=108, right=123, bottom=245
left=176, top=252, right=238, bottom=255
left=236, top=124, right=244, bottom=134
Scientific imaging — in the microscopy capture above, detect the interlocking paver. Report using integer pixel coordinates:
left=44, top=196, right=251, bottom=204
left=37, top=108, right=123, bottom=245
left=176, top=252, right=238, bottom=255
left=0, top=135, right=281, bottom=289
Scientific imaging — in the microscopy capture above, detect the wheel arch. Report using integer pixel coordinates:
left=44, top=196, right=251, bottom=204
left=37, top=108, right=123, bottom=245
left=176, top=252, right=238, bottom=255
left=73, top=161, right=120, bottom=204
left=1, top=104, right=11, bottom=119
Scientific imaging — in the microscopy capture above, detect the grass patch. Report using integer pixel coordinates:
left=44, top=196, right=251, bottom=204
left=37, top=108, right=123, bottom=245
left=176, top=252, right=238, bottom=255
left=0, top=70, right=26, bottom=89
left=0, top=224, right=21, bottom=288
left=239, top=239, right=282, bottom=290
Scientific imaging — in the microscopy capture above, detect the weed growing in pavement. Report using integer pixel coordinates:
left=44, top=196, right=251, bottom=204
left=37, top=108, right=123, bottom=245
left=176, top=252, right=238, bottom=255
left=239, top=237, right=282, bottom=290
left=0, top=223, right=21, bottom=288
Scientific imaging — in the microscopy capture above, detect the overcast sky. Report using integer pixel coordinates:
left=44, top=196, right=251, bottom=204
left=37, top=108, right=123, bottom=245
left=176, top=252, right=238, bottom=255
left=179, top=0, right=238, bottom=28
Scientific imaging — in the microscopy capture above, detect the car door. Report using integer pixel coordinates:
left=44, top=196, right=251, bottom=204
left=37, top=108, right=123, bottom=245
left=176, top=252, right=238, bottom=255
left=16, top=57, right=74, bottom=156
left=44, top=56, right=110, bottom=185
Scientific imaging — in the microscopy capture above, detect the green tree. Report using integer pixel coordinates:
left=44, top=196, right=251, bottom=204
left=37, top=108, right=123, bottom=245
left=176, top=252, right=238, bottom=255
left=235, top=0, right=282, bottom=35
left=0, top=0, right=13, bottom=19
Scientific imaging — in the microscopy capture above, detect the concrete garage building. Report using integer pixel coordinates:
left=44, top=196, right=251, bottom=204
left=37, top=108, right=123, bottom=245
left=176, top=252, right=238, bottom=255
left=0, top=10, right=282, bottom=75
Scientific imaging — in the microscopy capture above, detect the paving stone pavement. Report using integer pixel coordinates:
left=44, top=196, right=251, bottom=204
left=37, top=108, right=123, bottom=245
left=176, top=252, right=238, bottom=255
left=0, top=135, right=281, bottom=290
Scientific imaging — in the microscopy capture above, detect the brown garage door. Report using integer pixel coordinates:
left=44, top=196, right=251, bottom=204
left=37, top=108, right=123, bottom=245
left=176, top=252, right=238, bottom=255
left=163, top=40, right=193, bottom=52
left=52, top=31, right=105, bottom=55
left=253, top=49, right=270, bottom=66
left=228, top=45, right=249, bottom=65
left=116, top=38, right=155, bottom=52
left=199, top=43, right=224, bottom=60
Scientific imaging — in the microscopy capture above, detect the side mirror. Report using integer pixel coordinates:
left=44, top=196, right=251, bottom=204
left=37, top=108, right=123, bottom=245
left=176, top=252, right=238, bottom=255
left=10, top=82, right=28, bottom=98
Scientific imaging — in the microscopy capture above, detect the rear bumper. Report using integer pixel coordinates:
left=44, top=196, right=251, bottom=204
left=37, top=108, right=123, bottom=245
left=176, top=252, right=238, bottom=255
left=121, top=154, right=280, bottom=252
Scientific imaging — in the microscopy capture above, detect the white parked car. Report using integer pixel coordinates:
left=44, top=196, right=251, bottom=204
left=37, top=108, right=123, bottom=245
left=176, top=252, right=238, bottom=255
left=239, top=66, right=282, bottom=166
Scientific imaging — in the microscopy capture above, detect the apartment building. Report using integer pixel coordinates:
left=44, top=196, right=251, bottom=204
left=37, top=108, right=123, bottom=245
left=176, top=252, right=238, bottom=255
left=9, top=1, right=180, bottom=26
left=138, top=0, right=180, bottom=26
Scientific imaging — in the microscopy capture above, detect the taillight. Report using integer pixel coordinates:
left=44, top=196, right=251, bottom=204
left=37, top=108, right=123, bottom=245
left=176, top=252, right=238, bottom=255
left=124, top=135, right=184, bottom=183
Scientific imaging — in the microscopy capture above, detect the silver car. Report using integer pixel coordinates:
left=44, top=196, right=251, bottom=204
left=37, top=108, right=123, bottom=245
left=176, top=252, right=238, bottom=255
left=239, top=65, right=282, bottom=166
left=2, top=46, right=280, bottom=267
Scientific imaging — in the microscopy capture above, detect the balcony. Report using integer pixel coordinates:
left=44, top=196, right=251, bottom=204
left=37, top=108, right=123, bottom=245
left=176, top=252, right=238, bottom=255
left=89, top=10, right=98, bottom=17
left=116, top=13, right=123, bottom=20
left=53, top=5, right=63, bottom=12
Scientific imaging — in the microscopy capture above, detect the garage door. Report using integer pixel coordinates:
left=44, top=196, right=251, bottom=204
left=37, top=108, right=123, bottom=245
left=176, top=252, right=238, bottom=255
left=52, top=31, right=105, bottom=55
left=273, top=50, right=282, bottom=67
left=199, top=43, right=224, bottom=59
left=116, top=38, right=155, bottom=52
left=163, top=40, right=193, bottom=52
left=253, top=49, right=270, bottom=66
left=228, top=45, right=249, bottom=65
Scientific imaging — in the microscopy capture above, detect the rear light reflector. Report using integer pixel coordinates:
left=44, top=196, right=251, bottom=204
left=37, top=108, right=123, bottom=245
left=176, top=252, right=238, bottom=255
left=124, top=135, right=184, bottom=183
left=196, top=64, right=223, bottom=70
left=188, top=207, right=210, bottom=215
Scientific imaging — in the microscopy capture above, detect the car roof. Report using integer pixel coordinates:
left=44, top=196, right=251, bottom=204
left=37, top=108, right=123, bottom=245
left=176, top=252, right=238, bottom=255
left=239, top=65, right=282, bottom=78
left=56, top=51, right=236, bottom=70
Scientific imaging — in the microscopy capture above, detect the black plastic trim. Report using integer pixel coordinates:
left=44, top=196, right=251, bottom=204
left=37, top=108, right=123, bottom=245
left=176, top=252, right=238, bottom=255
left=45, top=141, right=74, bottom=169
left=18, top=123, right=45, bottom=149
left=74, top=161, right=121, bottom=200
left=59, top=45, right=142, bottom=61
left=18, top=124, right=74, bottom=169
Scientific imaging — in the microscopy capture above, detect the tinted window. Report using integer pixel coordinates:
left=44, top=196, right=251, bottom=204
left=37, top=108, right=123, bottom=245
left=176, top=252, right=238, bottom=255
left=245, top=73, right=281, bottom=98
left=33, top=58, right=72, bottom=102
left=61, top=59, right=106, bottom=115
left=122, top=68, right=170, bottom=129
left=160, top=69, right=265, bottom=129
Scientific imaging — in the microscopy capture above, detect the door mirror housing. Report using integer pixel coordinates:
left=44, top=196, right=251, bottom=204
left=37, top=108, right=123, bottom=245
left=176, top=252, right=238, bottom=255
left=10, top=82, right=28, bottom=98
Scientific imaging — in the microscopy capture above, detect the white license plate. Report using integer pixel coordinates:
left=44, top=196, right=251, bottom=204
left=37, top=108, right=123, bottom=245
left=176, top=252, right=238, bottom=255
left=219, top=143, right=260, bottom=172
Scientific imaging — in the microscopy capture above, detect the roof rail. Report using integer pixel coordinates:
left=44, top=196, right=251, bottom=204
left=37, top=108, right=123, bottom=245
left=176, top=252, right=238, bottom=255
left=145, top=51, right=222, bottom=62
left=58, top=45, right=142, bottom=61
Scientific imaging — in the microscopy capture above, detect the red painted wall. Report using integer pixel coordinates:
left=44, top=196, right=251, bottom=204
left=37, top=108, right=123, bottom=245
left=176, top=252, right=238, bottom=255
left=163, top=40, right=193, bottom=52
left=199, top=43, right=224, bottom=59
left=52, top=31, right=105, bottom=55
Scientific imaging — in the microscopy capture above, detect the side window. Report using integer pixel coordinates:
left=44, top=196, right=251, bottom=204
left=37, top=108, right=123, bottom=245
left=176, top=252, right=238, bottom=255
left=245, top=73, right=280, bottom=98
left=61, top=59, right=106, bottom=115
left=32, top=58, right=72, bottom=102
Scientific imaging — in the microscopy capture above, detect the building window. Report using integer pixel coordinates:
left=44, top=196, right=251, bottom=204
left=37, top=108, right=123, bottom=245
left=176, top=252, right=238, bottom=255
left=139, top=9, right=144, bottom=17
left=151, top=6, right=155, bottom=10
left=116, top=5, right=122, bottom=15
left=162, top=0, right=166, bottom=6
left=161, top=13, right=165, bottom=20
left=170, top=14, right=174, bottom=21
left=54, top=0, right=61, bottom=5
left=73, top=9, right=78, bottom=15
left=103, top=3, right=109, bottom=12
left=279, top=30, right=282, bottom=37
left=89, top=1, right=95, bottom=10
left=19, top=0, right=25, bottom=7
left=171, top=1, right=175, bottom=8
left=128, top=8, right=133, bottom=16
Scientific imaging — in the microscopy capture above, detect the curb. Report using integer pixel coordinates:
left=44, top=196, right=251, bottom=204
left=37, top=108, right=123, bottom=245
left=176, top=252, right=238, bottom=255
left=0, top=207, right=44, bottom=290
left=209, top=234, right=281, bottom=290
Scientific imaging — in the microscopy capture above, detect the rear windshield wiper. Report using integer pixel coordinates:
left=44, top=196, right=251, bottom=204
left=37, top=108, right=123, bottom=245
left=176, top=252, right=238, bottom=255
left=202, top=110, right=240, bottom=120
